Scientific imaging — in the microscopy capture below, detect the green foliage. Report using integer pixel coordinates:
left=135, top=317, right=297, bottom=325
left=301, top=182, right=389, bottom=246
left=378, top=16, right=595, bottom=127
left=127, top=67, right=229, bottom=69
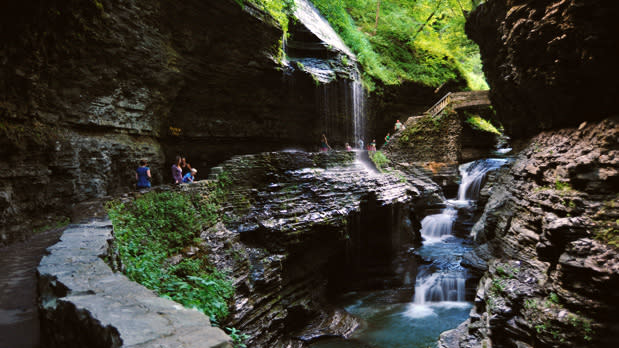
left=594, top=226, right=619, bottom=248
left=524, top=298, right=538, bottom=310
left=554, top=179, right=572, bottom=192
left=547, top=292, right=560, bottom=305
left=495, top=264, right=515, bottom=279
left=226, top=327, right=251, bottom=348
left=369, top=151, right=390, bottom=171
left=491, top=278, right=505, bottom=293
left=466, top=115, right=502, bottom=135
left=567, top=313, right=594, bottom=341
left=243, top=0, right=296, bottom=32
left=106, top=191, right=234, bottom=321
left=310, top=0, right=488, bottom=90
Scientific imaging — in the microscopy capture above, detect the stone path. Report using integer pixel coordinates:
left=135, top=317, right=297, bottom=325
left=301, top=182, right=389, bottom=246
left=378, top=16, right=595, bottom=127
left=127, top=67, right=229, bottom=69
left=0, top=227, right=64, bottom=348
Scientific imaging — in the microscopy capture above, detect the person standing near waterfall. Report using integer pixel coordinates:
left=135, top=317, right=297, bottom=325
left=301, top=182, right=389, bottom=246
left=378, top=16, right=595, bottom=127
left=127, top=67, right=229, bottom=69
left=171, top=156, right=183, bottom=184
left=320, top=134, right=332, bottom=152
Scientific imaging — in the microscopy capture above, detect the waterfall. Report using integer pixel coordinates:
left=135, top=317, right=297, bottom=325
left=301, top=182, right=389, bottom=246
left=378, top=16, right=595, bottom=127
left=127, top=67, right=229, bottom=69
left=413, top=273, right=466, bottom=304
left=457, top=159, right=508, bottom=200
left=351, top=72, right=365, bottom=148
left=419, top=207, right=456, bottom=242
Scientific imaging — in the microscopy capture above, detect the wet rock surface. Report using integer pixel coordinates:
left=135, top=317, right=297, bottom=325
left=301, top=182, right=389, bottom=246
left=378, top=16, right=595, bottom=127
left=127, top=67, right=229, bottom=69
left=441, top=118, right=619, bottom=347
left=178, top=151, right=442, bottom=347
left=37, top=220, right=232, bottom=348
left=467, top=0, right=619, bottom=138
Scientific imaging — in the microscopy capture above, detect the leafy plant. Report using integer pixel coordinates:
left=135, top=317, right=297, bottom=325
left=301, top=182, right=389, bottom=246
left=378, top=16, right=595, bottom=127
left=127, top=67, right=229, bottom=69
left=226, top=327, right=251, bottom=348
left=107, top=191, right=234, bottom=321
left=369, top=151, right=390, bottom=171
left=310, top=0, right=488, bottom=90
left=466, top=115, right=501, bottom=135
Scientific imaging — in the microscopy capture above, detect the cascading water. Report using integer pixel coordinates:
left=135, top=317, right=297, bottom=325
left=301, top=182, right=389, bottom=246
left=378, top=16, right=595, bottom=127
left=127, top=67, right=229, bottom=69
left=312, top=158, right=510, bottom=348
left=351, top=71, right=365, bottom=148
left=457, top=158, right=508, bottom=200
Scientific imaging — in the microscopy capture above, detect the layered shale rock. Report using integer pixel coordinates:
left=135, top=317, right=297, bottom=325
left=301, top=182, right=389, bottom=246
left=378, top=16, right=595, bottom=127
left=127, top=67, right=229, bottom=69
left=0, top=0, right=359, bottom=245
left=466, top=0, right=619, bottom=138
left=177, top=151, right=443, bottom=347
left=440, top=118, right=619, bottom=347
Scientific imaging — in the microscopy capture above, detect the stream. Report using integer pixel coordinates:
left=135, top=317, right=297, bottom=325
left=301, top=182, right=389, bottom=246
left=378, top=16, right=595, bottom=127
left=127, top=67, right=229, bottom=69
left=311, top=158, right=508, bottom=348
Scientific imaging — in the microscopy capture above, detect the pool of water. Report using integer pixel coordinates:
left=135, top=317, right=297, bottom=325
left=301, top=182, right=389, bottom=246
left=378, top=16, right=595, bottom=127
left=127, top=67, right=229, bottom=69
left=311, top=290, right=472, bottom=348
left=311, top=235, right=474, bottom=348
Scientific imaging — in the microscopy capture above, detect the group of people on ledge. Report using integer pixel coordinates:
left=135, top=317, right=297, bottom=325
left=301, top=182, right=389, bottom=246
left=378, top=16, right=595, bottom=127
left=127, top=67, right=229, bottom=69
left=134, top=155, right=198, bottom=189
left=171, top=156, right=197, bottom=184
left=320, top=119, right=405, bottom=153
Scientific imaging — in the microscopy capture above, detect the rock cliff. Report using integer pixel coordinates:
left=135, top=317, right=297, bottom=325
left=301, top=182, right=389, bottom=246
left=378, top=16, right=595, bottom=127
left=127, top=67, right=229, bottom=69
left=0, top=0, right=360, bottom=245
left=466, top=0, right=619, bottom=139
left=177, top=151, right=443, bottom=347
left=440, top=117, right=618, bottom=347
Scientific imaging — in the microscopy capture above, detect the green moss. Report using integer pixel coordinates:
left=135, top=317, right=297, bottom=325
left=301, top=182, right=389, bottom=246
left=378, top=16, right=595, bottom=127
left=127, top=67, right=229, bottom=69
left=554, top=179, right=572, bottom=192
left=369, top=151, right=390, bottom=172
left=466, top=115, right=502, bottom=135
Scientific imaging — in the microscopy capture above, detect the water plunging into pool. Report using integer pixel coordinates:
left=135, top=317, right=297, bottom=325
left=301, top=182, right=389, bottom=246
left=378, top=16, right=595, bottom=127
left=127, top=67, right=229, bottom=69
left=311, top=158, right=508, bottom=348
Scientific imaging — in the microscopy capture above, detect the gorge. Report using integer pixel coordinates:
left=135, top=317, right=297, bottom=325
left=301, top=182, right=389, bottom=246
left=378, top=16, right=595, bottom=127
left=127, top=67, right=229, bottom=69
left=1, top=0, right=618, bottom=348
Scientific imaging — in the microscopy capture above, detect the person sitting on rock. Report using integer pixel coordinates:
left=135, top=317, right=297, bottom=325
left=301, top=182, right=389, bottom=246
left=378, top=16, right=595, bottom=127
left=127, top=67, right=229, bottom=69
left=171, top=156, right=183, bottom=184
left=136, top=159, right=151, bottom=189
left=320, top=134, right=332, bottom=152
left=394, top=119, right=404, bottom=131
left=183, top=168, right=197, bottom=183
left=181, top=157, right=192, bottom=175
left=345, top=143, right=352, bottom=151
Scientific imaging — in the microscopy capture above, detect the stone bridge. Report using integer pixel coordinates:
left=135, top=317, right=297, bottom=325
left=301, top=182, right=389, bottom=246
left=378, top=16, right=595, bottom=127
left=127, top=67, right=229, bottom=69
left=424, top=90, right=490, bottom=117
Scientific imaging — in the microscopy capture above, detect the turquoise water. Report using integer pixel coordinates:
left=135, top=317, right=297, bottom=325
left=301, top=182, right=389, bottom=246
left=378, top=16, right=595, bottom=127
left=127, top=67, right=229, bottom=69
left=311, top=235, right=474, bottom=348
left=311, top=290, right=472, bottom=348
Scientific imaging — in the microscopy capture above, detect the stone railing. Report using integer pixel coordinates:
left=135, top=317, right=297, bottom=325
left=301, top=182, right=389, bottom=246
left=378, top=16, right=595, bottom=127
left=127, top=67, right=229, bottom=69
left=37, top=220, right=232, bottom=348
left=425, top=90, right=490, bottom=117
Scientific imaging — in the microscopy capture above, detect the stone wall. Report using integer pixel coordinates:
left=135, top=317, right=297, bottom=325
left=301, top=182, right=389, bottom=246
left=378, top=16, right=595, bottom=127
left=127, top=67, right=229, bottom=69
left=37, top=220, right=232, bottom=348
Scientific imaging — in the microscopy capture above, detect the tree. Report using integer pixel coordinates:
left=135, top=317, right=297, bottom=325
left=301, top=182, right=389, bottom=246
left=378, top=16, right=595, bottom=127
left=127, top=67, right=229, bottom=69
left=373, top=0, right=381, bottom=35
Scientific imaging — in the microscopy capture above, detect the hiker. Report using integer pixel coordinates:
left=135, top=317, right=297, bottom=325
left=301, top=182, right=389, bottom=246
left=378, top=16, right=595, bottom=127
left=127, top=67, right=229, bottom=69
left=394, top=119, right=404, bottom=131
left=345, top=143, right=352, bottom=151
left=384, top=132, right=391, bottom=145
left=136, top=159, right=151, bottom=189
left=370, top=139, right=377, bottom=152
left=183, top=168, right=197, bottom=183
left=320, top=134, right=332, bottom=152
left=358, top=138, right=364, bottom=150
left=171, top=156, right=183, bottom=184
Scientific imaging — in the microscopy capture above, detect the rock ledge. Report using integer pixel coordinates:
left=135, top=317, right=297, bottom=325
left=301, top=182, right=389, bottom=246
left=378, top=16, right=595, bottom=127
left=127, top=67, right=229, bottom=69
left=37, top=220, right=232, bottom=348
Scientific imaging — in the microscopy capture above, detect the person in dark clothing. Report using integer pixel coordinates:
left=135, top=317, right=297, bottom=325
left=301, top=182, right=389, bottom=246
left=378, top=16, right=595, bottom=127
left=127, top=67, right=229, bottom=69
left=181, top=157, right=192, bottom=175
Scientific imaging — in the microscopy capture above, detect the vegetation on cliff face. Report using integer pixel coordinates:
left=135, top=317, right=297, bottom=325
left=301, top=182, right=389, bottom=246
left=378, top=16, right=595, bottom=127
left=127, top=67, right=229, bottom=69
left=466, top=114, right=501, bottom=135
left=309, top=0, right=488, bottom=90
left=106, top=185, right=234, bottom=322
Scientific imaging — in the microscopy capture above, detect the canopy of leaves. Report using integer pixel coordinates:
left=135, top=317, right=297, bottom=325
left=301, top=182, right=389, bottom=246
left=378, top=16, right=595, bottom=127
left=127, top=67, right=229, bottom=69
left=309, top=0, right=488, bottom=90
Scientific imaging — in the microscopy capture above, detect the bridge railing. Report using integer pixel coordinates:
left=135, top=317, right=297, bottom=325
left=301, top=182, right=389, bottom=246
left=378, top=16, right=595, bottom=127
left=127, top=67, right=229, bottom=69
left=424, top=91, right=490, bottom=117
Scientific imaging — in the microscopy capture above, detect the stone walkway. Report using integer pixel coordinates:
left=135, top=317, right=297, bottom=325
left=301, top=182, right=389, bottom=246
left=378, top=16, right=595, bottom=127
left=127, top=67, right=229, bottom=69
left=0, top=227, right=64, bottom=348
